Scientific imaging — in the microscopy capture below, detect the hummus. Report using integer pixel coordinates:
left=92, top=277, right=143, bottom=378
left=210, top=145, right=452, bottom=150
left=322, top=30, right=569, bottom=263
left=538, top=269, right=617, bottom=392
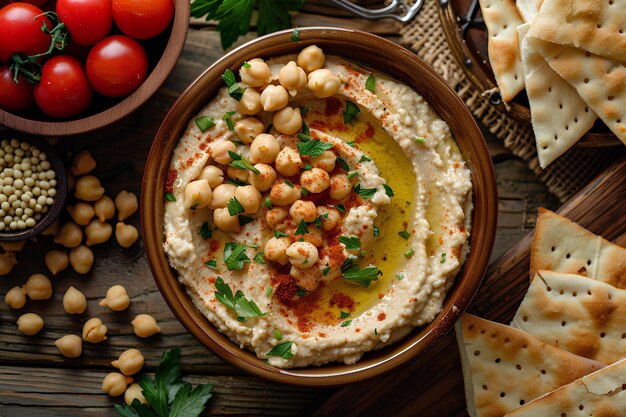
left=163, top=49, right=472, bottom=368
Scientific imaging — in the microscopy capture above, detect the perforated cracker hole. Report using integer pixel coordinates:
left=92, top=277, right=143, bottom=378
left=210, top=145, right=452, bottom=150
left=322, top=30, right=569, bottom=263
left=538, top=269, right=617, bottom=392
left=566, top=253, right=571, bottom=259
left=587, top=260, right=592, bottom=265
left=500, top=392, right=505, bottom=398
left=474, top=350, right=480, bottom=356
left=468, top=324, right=475, bottom=331
left=559, top=289, right=564, bottom=295
left=621, top=333, right=626, bottom=339
left=600, top=332, right=606, bottom=338
left=608, top=95, right=614, bottom=101
left=561, top=321, right=567, bottom=327
left=491, top=333, right=497, bottom=339
left=572, top=291, right=577, bottom=297
left=504, top=337, right=510, bottom=343
left=565, top=125, right=569, bottom=130
left=541, top=369, right=546, bottom=374
left=584, top=107, right=589, bottom=113
left=495, top=358, right=501, bottom=363
left=519, top=400, right=525, bottom=405
left=609, top=0, right=614, bottom=4
left=559, top=103, right=563, bottom=109
left=561, top=414, right=567, bottom=417
left=587, top=290, right=592, bottom=295
left=481, top=329, right=486, bottom=334
left=585, top=51, right=591, bottom=57
left=548, top=86, right=552, bottom=92
left=547, top=286, right=552, bottom=292
left=596, top=23, right=602, bottom=29
left=483, top=385, right=488, bottom=390
left=584, top=78, right=589, bottom=83
left=522, top=343, right=528, bottom=349
left=579, top=405, right=584, bottom=411
left=522, top=315, right=528, bottom=322
left=516, top=364, right=522, bottom=370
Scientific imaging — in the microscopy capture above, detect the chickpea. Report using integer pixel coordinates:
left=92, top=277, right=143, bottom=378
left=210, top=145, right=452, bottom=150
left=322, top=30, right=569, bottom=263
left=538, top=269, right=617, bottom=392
left=211, top=141, right=237, bottom=165
left=275, top=147, right=303, bottom=176
left=239, top=58, right=271, bottom=88
left=265, top=207, right=288, bottom=229
left=279, top=61, right=307, bottom=95
left=270, top=182, right=300, bottom=206
left=85, top=220, right=113, bottom=246
left=289, top=200, right=317, bottom=223
left=41, top=218, right=60, bottom=236
left=311, top=150, right=336, bottom=172
left=24, top=273, right=53, bottom=300
left=63, top=286, right=87, bottom=314
left=286, top=241, right=319, bottom=269
left=329, top=174, right=352, bottom=200
left=0, top=251, right=17, bottom=275
left=99, top=285, right=130, bottom=311
left=209, top=184, right=237, bottom=209
left=124, top=383, right=147, bottom=406
left=260, top=85, right=289, bottom=112
left=301, top=167, right=330, bottom=194
left=234, top=185, right=261, bottom=214
left=94, top=195, right=115, bottom=222
left=250, top=134, right=280, bottom=164
left=115, top=191, right=138, bottom=221
left=67, top=202, right=95, bottom=226
left=184, top=180, right=212, bottom=210
left=17, top=313, right=44, bottom=335
left=236, top=88, right=262, bottom=115
left=54, top=334, right=82, bottom=358
left=82, top=317, right=108, bottom=343
left=317, top=206, right=341, bottom=231
left=264, top=236, right=292, bottom=265
left=301, top=227, right=323, bottom=247
left=69, top=245, right=94, bottom=274
left=115, top=223, right=139, bottom=248
left=67, top=173, right=76, bottom=192
left=297, top=45, right=326, bottom=73
left=226, top=166, right=249, bottom=183
left=308, top=69, right=341, bottom=98
left=197, top=165, right=224, bottom=188
left=111, top=348, right=144, bottom=376
left=131, top=314, right=161, bottom=338
left=71, top=151, right=96, bottom=176
left=273, top=107, right=302, bottom=135
left=5, top=286, right=27, bottom=309
left=234, top=117, right=265, bottom=145
left=290, top=266, right=320, bottom=291
left=213, top=208, right=241, bottom=233
left=102, top=372, right=133, bottom=397
left=54, top=222, right=83, bottom=248
left=75, top=175, right=105, bottom=201
left=0, top=240, right=25, bottom=252
left=249, top=163, right=276, bottom=192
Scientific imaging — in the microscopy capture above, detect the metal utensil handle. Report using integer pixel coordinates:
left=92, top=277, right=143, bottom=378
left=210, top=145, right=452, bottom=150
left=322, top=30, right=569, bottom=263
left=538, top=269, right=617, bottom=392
left=328, top=0, right=424, bottom=22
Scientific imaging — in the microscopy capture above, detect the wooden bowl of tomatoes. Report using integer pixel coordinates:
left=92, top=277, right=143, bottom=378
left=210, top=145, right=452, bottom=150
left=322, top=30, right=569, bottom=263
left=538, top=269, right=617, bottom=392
left=0, top=0, right=189, bottom=136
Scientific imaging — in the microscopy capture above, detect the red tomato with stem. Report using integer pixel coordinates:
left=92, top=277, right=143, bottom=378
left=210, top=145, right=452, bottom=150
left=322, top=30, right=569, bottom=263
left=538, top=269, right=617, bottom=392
left=86, top=35, right=148, bottom=97
left=56, top=0, right=112, bottom=46
left=0, top=66, right=34, bottom=111
left=112, top=0, right=174, bottom=40
left=0, top=3, right=51, bottom=63
left=34, top=55, right=93, bottom=118
left=9, top=0, right=48, bottom=6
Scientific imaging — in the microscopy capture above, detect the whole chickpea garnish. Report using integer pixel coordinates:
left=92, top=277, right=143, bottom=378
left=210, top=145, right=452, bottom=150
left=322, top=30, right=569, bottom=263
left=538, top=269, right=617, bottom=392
left=70, top=245, right=94, bottom=274
left=264, top=207, right=288, bottom=229
left=269, top=182, right=300, bottom=207
left=131, top=314, right=161, bottom=338
left=308, top=69, right=341, bottom=98
left=94, top=195, right=115, bottom=222
left=0, top=251, right=17, bottom=275
left=317, top=206, right=341, bottom=231
left=297, top=45, right=326, bottom=73
left=209, top=184, right=237, bottom=209
left=196, top=165, right=224, bottom=189
left=5, top=286, right=27, bottom=309
left=274, top=147, right=303, bottom=176
left=234, top=185, right=261, bottom=214
left=213, top=208, right=241, bottom=233
left=289, top=200, right=317, bottom=223
left=226, top=166, right=249, bottom=183
left=124, top=383, right=147, bottom=406
left=45, top=249, right=69, bottom=275
left=102, top=372, right=133, bottom=397
left=54, top=222, right=83, bottom=248
left=115, top=191, right=138, bottom=221
left=183, top=180, right=212, bottom=210
left=234, top=117, right=264, bottom=144
left=286, top=241, right=319, bottom=269
left=239, top=58, right=271, bottom=88
left=273, top=107, right=302, bottom=135
left=41, top=218, right=60, bottom=236
left=82, top=317, right=108, bottom=343
left=249, top=163, right=276, bottom=192
left=264, top=236, right=292, bottom=265
left=311, top=150, right=336, bottom=172
left=111, top=348, right=144, bottom=376
left=17, top=313, right=44, bottom=335
left=115, top=223, right=139, bottom=248
left=211, top=141, right=237, bottom=165
left=63, top=286, right=87, bottom=314
left=279, top=61, right=307, bottom=95
left=70, top=151, right=96, bottom=176
left=249, top=134, right=280, bottom=164
left=329, top=174, right=352, bottom=200
left=85, top=220, right=113, bottom=246
left=74, top=175, right=105, bottom=201
left=260, top=85, right=289, bottom=112
left=236, top=88, right=262, bottom=115
left=300, top=168, right=331, bottom=194
left=24, top=273, right=53, bottom=300
left=99, top=285, right=130, bottom=311
left=55, top=334, right=83, bottom=358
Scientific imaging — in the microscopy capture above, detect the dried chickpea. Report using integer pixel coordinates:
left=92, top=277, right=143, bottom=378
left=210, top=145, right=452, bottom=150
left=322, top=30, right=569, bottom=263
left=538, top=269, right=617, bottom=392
left=236, top=88, right=262, bottom=115
left=300, top=168, right=330, bottom=194
left=286, top=241, right=319, bottom=269
left=278, top=61, right=307, bottom=95
left=131, top=314, right=161, bottom=338
left=102, top=372, right=133, bottom=397
left=17, top=313, right=44, bottom=335
left=209, top=184, right=236, bottom=209
left=82, top=317, right=108, bottom=343
left=307, top=69, right=341, bottom=98
left=63, top=286, right=87, bottom=314
left=99, top=285, right=130, bottom=311
left=85, top=220, right=113, bottom=246
left=211, top=141, right=237, bottom=165
left=297, top=45, right=325, bottom=73
left=196, top=165, right=224, bottom=188
left=275, top=147, right=303, bottom=176
left=67, top=173, right=76, bottom=192
left=0, top=251, right=17, bottom=275
left=249, top=134, right=280, bottom=164
left=234, top=185, right=261, bottom=214
left=124, top=383, right=147, bottom=406
left=115, top=191, right=138, bottom=221
left=249, top=163, right=276, bottom=192
left=239, top=58, right=271, bottom=87
left=5, top=286, right=27, bottom=309
left=111, top=348, right=144, bottom=376
left=54, top=222, right=83, bottom=248
left=272, top=106, right=302, bottom=135
left=55, top=334, right=83, bottom=358
left=69, top=245, right=94, bottom=274
left=45, top=249, right=69, bottom=275
left=260, top=85, right=289, bottom=112
left=41, top=218, right=60, bottom=236
left=94, top=195, right=115, bottom=222
left=74, top=175, right=105, bottom=201
left=67, top=202, right=95, bottom=226
left=234, top=117, right=264, bottom=144
left=24, top=273, right=53, bottom=300
left=115, top=223, right=138, bottom=248
left=183, top=180, right=212, bottom=210
left=0, top=240, right=26, bottom=252
left=71, top=151, right=96, bottom=176
left=264, top=236, right=291, bottom=265
left=213, top=208, right=241, bottom=233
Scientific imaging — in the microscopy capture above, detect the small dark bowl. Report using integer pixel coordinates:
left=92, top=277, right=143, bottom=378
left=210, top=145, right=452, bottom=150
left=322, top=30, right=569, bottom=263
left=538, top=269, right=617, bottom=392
left=0, top=135, right=67, bottom=242
left=0, top=0, right=189, bottom=137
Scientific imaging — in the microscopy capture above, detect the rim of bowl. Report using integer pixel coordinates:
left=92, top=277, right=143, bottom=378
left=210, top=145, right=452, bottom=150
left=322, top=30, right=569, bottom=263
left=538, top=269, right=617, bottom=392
left=0, top=135, right=67, bottom=241
left=0, top=0, right=189, bottom=137
left=141, top=27, right=498, bottom=387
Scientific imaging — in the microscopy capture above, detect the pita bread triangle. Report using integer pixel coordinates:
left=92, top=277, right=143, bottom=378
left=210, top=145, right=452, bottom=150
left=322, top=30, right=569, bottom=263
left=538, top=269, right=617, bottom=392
left=531, top=208, right=626, bottom=288
left=456, top=313, right=604, bottom=417
left=511, top=270, right=626, bottom=364
left=504, top=358, right=626, bottom=417
left=518, top=24, right=598, bottom=168
left=515, top=0, right=543, bottom=23
left=477, top=0, right=526, bottom=101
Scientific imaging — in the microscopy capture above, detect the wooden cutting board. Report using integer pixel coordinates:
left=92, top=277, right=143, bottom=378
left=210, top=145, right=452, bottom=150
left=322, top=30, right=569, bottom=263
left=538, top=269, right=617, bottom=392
left=310, top=157, right=626, bottom=417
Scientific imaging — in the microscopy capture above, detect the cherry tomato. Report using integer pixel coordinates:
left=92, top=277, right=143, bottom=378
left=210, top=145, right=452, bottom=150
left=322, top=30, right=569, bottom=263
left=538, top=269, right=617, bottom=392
left=0, top=66, right=34, bottom=111
left=9, top=0, right=48, bottom=6
left=56, top=0, right=112, bottom=46
left=86, top=35, right=148, bottom=97
left=0, top=3, right=51, bottom=63
left=34, top=55, right=93, bottom=118
left=112, top=0, right=174, bottom=40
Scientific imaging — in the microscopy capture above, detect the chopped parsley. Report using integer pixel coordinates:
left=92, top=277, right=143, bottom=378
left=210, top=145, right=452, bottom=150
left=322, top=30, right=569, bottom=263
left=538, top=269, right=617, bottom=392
left=294, top=219, right=309, bottom=235
left=347, top=170, right=359, bottom=180
left=404, top=248, right=415, bottom=258
left=343, top=101, right=360, bottom=124
left=297, top=140, right=333, bottom=158
left=228, top=151, right=260, bottom=174
left=263, top=198, right=272, bottom=209
left=341, top=257, right=381, bottom=288
left=205, top=259, right=217, bottom=269
left=222, top=111, right=235, bottom=131
left=340, top=311, right=351, bottom=319
left=274, top=329, right=283, bottom=340
left=347, top=141, right=355, bottom=147
left=338, top=236, right=360, bottom=250
left=365, top=74, right=376, bottom=92
left=221, top=69, right=246, bottom=101
left=298, top=121, right=310, bottom=142
left=199, top=222, right=212, bottom=239
left=396, top=273, right=405, bottom=281
left=165, top=192, right=176, bottom=202
left=441, top=252, right=447, bottom=264
left=254, top=252, right=265, bottom=265
left=195, top=116, right=215, bottom=132
left=296, top=287, right=308, bottom=297
left=314, top=213, right=328, bottom=228
left=226, top=178, right=249, bottom=186
left=284, top=179, right=294, bottom=188
left=238, top=215, right=254, bottom=226
left=398, top=230, right=411, bottom=240
left=300, top=188, right=309, bottom=196
left=214, top=277, right=265, bottom=321
left=335, top=204, right=346, bottom=214
left=383, top=184, right=394, bottom=197
left=290, top=27, right=300, bottom=43
left=302, top=164, right=312, bottom=171
left=341, top=320, right=352, bottom=327
left=227, top=197, right=245, bottom=216
left=413, top=137, right=426, bottom=144
left=336, top=155, right=350, bottom=171
left=274, top=230, right=289, bottom=238
left=354, top=184, right=377, bottom=199
left=359, top=155, right=371, bottom=163
left=223, top=242, right=250, bottom=271
left=242, top=61, right=251, bottom=68
left=267, top=341, right=294, bottom=359
left=322, top=266, right=331, bottom=276
left=300, top=106, right=310, bottom=114
left=374, top=328, right=378, bottom=335
left=373, top=226, right=380, bottom=237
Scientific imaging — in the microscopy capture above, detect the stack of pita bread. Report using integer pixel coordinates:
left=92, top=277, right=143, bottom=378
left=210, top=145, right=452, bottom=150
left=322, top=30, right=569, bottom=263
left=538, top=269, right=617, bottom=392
left=456, top=208, right=626, bottom=417
left=478, top=0, right=626, bottom=168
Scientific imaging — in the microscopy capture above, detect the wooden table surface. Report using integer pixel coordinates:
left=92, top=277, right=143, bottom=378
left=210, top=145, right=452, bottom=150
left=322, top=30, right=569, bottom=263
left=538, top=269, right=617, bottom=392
left=0, top=6, right=562, bottom=416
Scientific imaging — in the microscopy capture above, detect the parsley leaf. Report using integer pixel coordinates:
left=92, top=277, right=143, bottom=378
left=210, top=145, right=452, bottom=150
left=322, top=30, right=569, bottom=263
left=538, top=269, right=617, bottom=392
left=242, top=61, right=251, bottom=68
left=343, top=101, right=360, bottom=124
left=354, top=184, right=377, bottom=199
left=228, top=151, right=260, bottom=174
left=336, top=155, right=350, bottom=171
left=254, top=252, right=265, bottom=264
left=335, top=204, right=346, bottom=213
left=341, top=320, right=352, bottom=327
left=413, top=137, right=426, bottom=143
left=441, top=252, right=447, bottom=264
left=294, top=219, right=309, bottom=235
left=290, top=27, right=300, bottom=43
left=396, top=273, right=405, bottom=280
left=199, top=222, right=212, bottom=239
left=165, top=192, right=176, bottom=202
left=205, top=259, right=217, bottom=269
left=267, top=341, right=294, bottom=359
left=404, top=248, right=415, bottom=258
left=274, top=230, right=289, bottom=238
left=284, top=179, right=294, bottom=188
left=342, top=259, right=381, bottom=288
left=398, top=230, right=410, bottom=240
left=340, top=311, right=351, bottom=319
left=223, top=242, right=250, bottom=271
left=383, top=184, right=394, bottom=197
left=222, top=111, right=235, bottom=131
left=314, top=213, right=328, bottom=228
left=373, top=226, right=380, bottom=237
left=297, top=140, right=333, bottom=158
left=298, top=121, right=310, bottom=142
left=338, top=236, right=360, bottom=250
left=226, top=178, right=249, bottom=186
left=221, top=68, right=246, bottom=100
left=169, top=383, right=214, bottom=417
left=195, top=116, right=215, bottom=132
left=256, top=0, right=305, bottom=38
left=359, top=155, right=371, bottom=163
left=296, top=287, right=308, bottom=297
left=214, top=277, right=265, bottom=320
left=322, top=266, right=331, bottom=276
left=365, top=74, right=376, bottom=92
left=238, top=215, right=254, bottom=226
left=274, top=329, right=283, bottom=340
left=263, top=198, right=272, bottom=209
left=227, top=197, right=245, bottom=216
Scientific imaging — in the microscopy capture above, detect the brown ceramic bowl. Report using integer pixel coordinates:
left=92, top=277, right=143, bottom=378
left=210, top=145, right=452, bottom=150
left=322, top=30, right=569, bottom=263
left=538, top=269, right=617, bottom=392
left=142, top=27, right=498, bottom=387
left=0, top=0, right=189, bottom=137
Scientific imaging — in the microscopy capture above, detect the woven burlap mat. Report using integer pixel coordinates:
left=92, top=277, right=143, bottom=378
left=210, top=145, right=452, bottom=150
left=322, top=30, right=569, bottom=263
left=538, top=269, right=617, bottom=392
left=399, top=0, right=618, bottom=202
